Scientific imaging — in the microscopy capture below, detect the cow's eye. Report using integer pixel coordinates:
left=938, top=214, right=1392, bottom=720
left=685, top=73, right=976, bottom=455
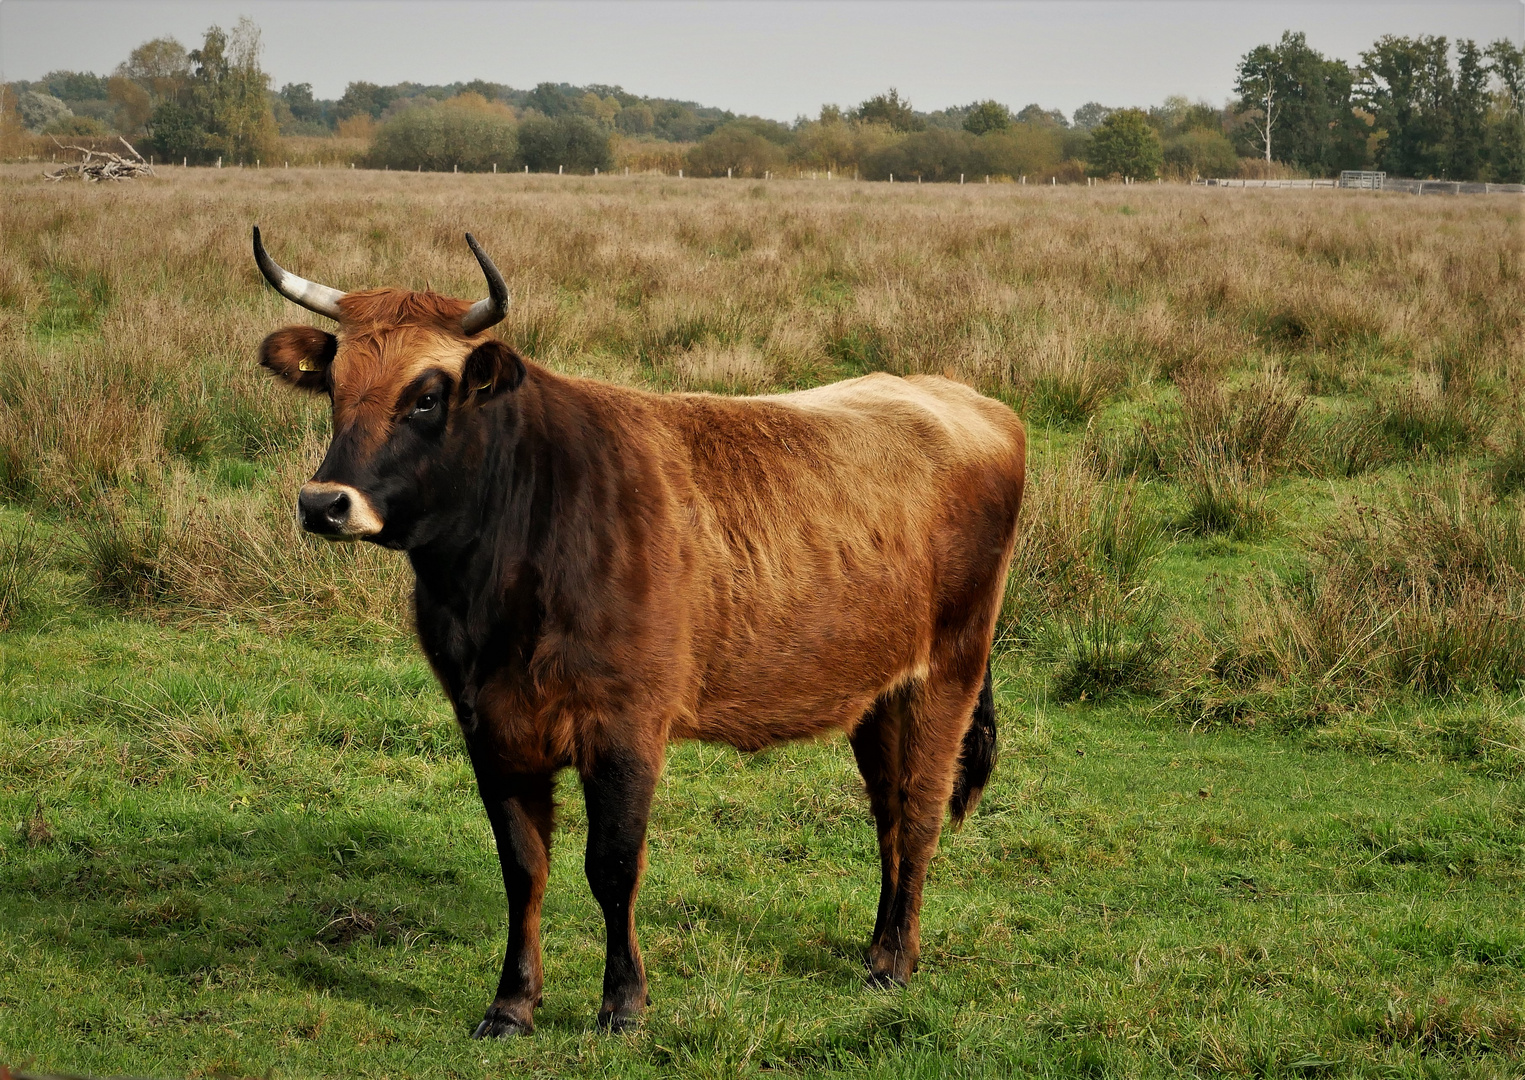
left=411, top=394, right=439, bottom=416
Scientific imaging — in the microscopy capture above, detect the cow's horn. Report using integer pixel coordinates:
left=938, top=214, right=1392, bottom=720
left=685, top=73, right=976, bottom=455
left=460, top=233, right=510, bottom=336
left=252, top=226, right=347, bottom=321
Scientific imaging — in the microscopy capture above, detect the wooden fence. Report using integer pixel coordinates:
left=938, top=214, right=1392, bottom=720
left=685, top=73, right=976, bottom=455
left=1193, top=176, right=1524, bottom=195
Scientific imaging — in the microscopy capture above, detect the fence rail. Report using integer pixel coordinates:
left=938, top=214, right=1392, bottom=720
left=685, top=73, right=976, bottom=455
left=1193, top=176, right=1524, bottom=195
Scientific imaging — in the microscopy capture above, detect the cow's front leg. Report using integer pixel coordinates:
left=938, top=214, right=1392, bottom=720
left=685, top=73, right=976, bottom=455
left=582, top=746, right=659, bottom=1031
left=470, top=768, right=555, bottom=1038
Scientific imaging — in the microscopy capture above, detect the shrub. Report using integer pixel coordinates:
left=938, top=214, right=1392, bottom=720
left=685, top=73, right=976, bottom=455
left=1176, top=370, right=1308, bottom=475
left=43, top=115, right=109, bottom=137
left=685, top=121, right=789, bottom=178
left=147, top=100, right=209, bottom=163
left=516, top=114, right=612, bottom=174
left=367, top=94, right=517, bottom=172
left=862, top=127, right=975, bottom=182
left=1001, top=458, right=1167, bottom=644
left=71, top=457, right=410, bottom=632
left=1163, top=128, right=1239, bottom=179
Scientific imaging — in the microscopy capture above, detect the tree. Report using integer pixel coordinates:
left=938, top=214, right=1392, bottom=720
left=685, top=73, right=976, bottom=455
left=1015, top=103, right=1067, bottom=128
left=16, top=91, right=71, bottom=132
left=1084, top=108, right=1162, bottom=179
left=526, top=82, right=572, bottom=117
left=1233, top=32, right=1369, bottom=174
left=856, top=89, right=920, bottom=132
left=1450, top=40, right=1489, bottom=179
left=279, top=82, right=323, bottom=124
left=1357, top=35, right=1454, bottom=177
left=335, top=82, right=395, bottom=122
left=963, top=100, right=1011, bottom=135
left=146, top=99, right=206, bottom=160
left=117, top=38, right=189, bottom=104
left=1071, top=102, right=1113, bottom=131
left=1235, top=39, right=1290, bottom=162
left=1484, top=39, right=1524, bottom=181
left=516, top=113, right=612, bottom=173
left=1163, top=128, right=1239, bottom=178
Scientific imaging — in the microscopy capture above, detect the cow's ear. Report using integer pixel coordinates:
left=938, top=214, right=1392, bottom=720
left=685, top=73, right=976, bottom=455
left=260, top=326, right=336, bottom=392
left=460, top=340, right=526, bottom=401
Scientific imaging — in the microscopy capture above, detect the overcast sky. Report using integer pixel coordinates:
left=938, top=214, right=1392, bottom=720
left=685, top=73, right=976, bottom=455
left=3, top=1, right=1521, bottom=120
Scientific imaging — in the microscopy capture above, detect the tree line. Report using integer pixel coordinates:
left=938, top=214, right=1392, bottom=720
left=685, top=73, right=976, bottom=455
left=5, top=20, right=1520, bottom=182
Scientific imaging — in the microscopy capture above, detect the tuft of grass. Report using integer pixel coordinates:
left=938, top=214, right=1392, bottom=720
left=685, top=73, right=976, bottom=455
left=1051, top=585, right=1167, bottom=701
left=1000, top=457, right=1167, bottom=644
left=1491, top=412, right=1525, bottom=498
left=1374, top=376, right=1493, bottom=459
left=0, top=514, right=46, bottom=630
left=1177, top=446, right=1272, bottom=539
left=1177, top=369, right=1309, bottom=475
left=1174, top=474, right=1525, bottom=723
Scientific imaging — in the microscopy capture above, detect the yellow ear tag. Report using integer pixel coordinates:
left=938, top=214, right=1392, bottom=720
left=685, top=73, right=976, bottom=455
left=298, top=357, right=321, bottom=372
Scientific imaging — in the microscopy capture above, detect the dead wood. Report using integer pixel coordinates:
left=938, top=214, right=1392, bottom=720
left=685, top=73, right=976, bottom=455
left=44, top=136, right=156, bottom=182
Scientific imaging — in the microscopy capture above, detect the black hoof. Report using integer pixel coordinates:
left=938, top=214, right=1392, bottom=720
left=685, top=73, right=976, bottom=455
left=473, top=1016, right=531, bottom=1039
left=598, top=1009, right=643, bottom=1033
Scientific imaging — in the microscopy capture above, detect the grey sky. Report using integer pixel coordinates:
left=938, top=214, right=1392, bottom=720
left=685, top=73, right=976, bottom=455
left=2, top=1, right=1521, bottom=120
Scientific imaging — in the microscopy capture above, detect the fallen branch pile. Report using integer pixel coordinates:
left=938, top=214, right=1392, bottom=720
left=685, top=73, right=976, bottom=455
left=44, top=136, right=156, bottom=182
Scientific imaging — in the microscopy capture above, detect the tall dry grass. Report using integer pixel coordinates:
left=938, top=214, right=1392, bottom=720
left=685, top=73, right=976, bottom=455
left=0, top=165, right=1519, bottom=643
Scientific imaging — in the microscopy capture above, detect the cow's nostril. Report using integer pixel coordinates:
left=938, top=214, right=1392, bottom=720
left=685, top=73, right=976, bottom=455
left=328, top=491, right=351, bottom=521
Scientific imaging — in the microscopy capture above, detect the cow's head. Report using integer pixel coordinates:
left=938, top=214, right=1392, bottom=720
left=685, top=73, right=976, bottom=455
left=254, top=227, right=524, bottom=549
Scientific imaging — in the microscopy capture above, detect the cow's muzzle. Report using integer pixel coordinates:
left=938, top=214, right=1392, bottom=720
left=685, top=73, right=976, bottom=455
left=298, top=481, right=383, bottom=539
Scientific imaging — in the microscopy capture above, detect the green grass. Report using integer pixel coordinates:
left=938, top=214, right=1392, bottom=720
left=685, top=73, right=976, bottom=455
left=2, top=597, right=1522, bottom=1077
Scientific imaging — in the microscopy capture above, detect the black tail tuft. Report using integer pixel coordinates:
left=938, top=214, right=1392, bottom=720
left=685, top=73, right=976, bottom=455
left=949, top=661, right=998, bottom=828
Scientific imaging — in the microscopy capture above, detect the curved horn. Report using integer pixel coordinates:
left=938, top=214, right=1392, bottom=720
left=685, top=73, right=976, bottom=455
left=252, top=226, right=347, bottom=321
left=460, top=232, right=510, bottom=336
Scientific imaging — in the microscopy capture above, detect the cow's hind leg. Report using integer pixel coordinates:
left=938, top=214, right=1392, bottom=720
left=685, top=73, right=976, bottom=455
left=865, top=665, right=986, bottom=986
left=850, top=694, right=904, bottom=952
left=582, top=745, right=660, bottom=1031
left=471, top=769, right=556, bottom=1038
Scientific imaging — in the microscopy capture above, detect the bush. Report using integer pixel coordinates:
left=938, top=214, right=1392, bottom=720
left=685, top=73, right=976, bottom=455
left=72, top=458, right=410, bottom=631
left=1375, top=378, right=1493, bottom=458
left=1163, top=128, right=1239, bottom=179
left=862, top=127, right=975, bottom=182
left=1001, top=458, right=1167, bottom=645
left=43, top=115, right=109, bottom=137
left=1177, top=370, right=1308, bottom=475
left=685, top=121, right=788, bottom=178
left=367, top=94, right=517, bottom=172
left=1052, top=587, right=1168, bottom=701
left=1492, top=416, right=1525, bottom=498
left=516, top=113, right=612, bottom=174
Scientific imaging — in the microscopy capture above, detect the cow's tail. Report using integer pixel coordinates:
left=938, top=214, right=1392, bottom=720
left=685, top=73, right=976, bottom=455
left=948, top=659, right=997, bottom=829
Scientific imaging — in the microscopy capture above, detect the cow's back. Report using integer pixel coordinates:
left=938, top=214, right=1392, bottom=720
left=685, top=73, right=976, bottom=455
left=641, top=374, right=1025, bottom=746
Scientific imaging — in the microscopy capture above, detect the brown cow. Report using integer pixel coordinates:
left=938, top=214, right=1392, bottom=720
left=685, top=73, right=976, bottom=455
left=253, top=227, right=1026, bottom=1037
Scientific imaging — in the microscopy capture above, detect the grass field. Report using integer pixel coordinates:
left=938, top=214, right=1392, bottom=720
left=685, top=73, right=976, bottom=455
left=0, top=166, right=1522, bottom=1078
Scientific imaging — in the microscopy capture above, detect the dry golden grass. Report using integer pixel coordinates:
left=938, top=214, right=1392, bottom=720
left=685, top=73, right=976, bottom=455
left=0, top=165, right=1520, bottom=673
